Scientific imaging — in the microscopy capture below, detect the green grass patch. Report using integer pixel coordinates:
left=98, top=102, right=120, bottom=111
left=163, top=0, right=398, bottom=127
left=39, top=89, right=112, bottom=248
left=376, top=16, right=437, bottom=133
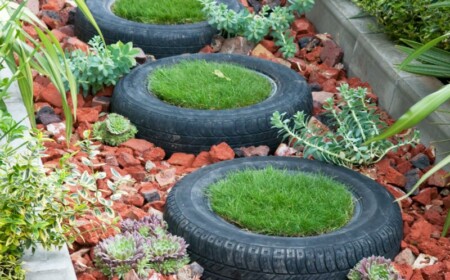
left=207, top=167, right=354, bottom=237
left=112, top=0, right=206, bottom=25
left=148, top=60, right=272, bottom=110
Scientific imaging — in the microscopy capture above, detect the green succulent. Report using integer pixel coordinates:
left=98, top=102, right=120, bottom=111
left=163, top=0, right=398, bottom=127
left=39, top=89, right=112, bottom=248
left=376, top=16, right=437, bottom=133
left=145, top=234, right=190, bottom=275
left=92, top=113, right=137, bottom=146
left=348, top=256, right=403, bottom=280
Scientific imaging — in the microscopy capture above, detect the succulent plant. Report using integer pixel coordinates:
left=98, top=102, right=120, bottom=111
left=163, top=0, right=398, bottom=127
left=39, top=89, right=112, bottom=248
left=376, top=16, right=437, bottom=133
left=347, top=256, right=404, bottom=280
left=145, top=233, right=190, bottom=275
left=92, top=113, right=137, bottom=146
left=94, top=232, right=150, bottom=279
left=121, top=215, right=168, bottom=238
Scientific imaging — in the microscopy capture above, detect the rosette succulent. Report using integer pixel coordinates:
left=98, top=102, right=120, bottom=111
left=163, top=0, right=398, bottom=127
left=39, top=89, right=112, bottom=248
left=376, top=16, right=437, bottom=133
left=121, top=215, right=168, bottom=238
left=145, top=233, right=190, bottom=275
left=348, top=256, right=403, bottom=280
left=92, top=113, right=137, bottom=146
left=94, top=232, right=150, bottom=279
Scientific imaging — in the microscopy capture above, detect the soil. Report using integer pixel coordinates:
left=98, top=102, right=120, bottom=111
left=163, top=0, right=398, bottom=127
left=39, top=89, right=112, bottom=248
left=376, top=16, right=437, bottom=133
left=24, top=0, right=450, bottom=279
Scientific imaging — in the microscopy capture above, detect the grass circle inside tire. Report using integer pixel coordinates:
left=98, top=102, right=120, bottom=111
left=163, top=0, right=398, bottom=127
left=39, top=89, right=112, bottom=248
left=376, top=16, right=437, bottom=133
left=163, top=157, right=403, bottom=280
left=111, top=53, right=312, bottom=156
left=74, top=0, right=241, bottom=58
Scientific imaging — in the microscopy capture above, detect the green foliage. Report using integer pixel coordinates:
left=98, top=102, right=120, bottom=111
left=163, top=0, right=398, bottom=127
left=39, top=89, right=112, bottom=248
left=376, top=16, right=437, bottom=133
left=0, top=255, right=25, bottom=280
left=197, top=0, right=315, bottom=58
left=148, top=60, right=272, bottom=109
left=207, top=167, right=354, bottom=236
left=351, top=0, right=450, bottom=51
left=65, top=36, right=140, bottom=95
left=347, top=256, right=403, bottom=280
left=271, top=84, right=420, bottom=168
left=92, top=113, right=137, bottom=146
left=112, top=0, right=205, bottom=24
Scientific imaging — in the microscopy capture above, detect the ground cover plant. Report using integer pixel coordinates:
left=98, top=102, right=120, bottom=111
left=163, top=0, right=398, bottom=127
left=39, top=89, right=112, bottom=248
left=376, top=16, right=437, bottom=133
left=148, top=60, right=272, bottom=109
left=206, top=167, right=354, bottom=236
left=112, top=0, right=205, bottom=24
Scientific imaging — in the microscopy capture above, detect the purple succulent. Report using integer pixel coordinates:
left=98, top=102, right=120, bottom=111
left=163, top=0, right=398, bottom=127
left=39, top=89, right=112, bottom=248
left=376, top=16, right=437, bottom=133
left=348, top=255, right=404, bottom=280
left=121, top=215, right=167, bottom=238
left=94, top=232, right=149, bottom=278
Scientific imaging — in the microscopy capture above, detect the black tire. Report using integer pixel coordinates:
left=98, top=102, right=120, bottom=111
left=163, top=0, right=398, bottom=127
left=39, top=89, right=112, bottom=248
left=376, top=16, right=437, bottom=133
left=74, top=0, right=241, bottom=58
left=164, top=157, right=403, bottom=280
left=111, top=53, right=312, bottom=156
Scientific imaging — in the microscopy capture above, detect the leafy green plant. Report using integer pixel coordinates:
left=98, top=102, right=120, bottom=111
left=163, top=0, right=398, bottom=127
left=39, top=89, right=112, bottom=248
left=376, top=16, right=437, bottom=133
left=65, top=36, right=140, bottom=95
left=94, top=232, right=149, bottom=279
left=92, top=113, right=138, bottom=146
left=198, top=0, right=315, bottom=58
left=351, top=0, right=450, bottom=51
left=347, top=256, right=403, bottom=280
left=0, top=0, right=102, bottom=143
left=271, top=84, right=420, bottom=168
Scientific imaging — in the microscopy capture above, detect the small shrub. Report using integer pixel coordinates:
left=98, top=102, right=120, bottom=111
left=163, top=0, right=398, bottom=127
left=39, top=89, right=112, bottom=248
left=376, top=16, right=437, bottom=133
left=271, top=84, right=420, bottom=168
left=198, top=0, right=315, bottom=58
left=351, top=0, right=450, bottom=50
left=65, top=36, right=140, bottom=95
left=94, top=232, right=149, bottom=279
left=347, top=256, right=403, bottom=280
left=92, top=113, right=137, bottom=146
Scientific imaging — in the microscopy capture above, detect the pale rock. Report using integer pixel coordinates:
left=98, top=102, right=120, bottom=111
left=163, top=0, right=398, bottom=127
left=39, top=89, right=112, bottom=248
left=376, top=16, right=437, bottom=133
left=412, top=253, right=438, bottom=269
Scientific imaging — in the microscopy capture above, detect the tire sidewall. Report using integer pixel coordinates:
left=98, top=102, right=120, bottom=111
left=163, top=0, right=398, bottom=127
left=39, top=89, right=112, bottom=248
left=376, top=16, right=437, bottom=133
left=164, top=157, right=403, bottom=278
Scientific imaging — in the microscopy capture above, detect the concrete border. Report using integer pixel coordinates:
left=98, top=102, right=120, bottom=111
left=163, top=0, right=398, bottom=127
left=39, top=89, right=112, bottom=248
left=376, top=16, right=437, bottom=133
left=306, top=0, right=449, bottom=159
left=1, top=68, right=76, bottom=280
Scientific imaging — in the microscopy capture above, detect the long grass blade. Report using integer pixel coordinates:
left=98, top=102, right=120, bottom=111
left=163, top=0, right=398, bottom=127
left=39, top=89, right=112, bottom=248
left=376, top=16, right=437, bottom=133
left=429, top=1, right=450, bottom=8
left=398, top=33, right=450, bottom=70
left=398, top=64, right=450, bottom=78
left=364, top=84, right=450, bottom=144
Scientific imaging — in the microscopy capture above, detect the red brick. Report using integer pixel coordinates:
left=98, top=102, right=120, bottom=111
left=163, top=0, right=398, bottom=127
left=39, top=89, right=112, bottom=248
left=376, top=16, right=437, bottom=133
left=168, top=153, right=195, bottom=167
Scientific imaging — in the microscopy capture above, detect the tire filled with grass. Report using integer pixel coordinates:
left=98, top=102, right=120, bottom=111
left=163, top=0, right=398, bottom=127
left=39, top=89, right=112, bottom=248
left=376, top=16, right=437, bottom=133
left=74, top=0, right=241, bottom=58
left=164, top=157, right=403, bottom=280
left=111, top=53, right=312, bottom=155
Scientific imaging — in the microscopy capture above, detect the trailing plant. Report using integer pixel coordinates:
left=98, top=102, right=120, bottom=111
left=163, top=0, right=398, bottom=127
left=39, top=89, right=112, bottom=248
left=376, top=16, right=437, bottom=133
left=351, top=0, right=450, bottom=51
left=92, top=113, right=138, bottom=146
left=347, top=256, right=403, bottom=280
left=65, top=36, right=140, bottom=95
left=197, top=0, right=315, bottom=58
left=271, top=83, right=420, bottom=168
left=94, top=232, right=150, bottom=279
left=0, top=0, right=102, bottom=143
left=145, top=233, right=189, bottom=275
